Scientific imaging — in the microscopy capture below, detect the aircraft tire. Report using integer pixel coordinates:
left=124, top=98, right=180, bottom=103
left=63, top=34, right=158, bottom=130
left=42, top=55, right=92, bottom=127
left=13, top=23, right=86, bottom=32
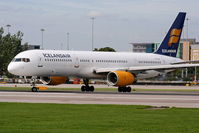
left=81, top=86, right=86, bottom=92
left=118, top=87, right=123, bottom=92
left=123, top=87, right=127, bottom=92
left=32, top=87, right=38, bottom=92
left=127, top=87, right=131, bottom=92
left=90, top=86, right=94, bottom=92
left=85, top=86, right=90, bottom=91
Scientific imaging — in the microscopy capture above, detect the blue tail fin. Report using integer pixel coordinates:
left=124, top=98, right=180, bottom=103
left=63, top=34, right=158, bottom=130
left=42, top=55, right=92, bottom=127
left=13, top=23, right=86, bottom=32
left=154, top=12, right=186, bottom=57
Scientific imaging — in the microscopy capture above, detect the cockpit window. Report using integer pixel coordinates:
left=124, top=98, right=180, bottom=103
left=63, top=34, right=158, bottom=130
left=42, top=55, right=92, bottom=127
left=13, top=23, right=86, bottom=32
left=12, top=58, right=30, bottom=62
left=14, top=58, right=22, bottom=62
left=22, top=58, right=30, bottom=62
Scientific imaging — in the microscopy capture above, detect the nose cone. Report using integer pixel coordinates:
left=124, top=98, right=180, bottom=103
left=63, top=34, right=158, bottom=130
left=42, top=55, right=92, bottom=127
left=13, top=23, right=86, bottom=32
left=7, top=61, right=30, bottom=76
left=7, top=62, right=23, bottom=75
left=7, top=62, right=16, bottom=75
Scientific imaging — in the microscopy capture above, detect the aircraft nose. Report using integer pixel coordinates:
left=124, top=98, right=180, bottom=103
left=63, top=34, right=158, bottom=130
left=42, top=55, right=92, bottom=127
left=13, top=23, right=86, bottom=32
left=7, top=63, right=17, bottom=75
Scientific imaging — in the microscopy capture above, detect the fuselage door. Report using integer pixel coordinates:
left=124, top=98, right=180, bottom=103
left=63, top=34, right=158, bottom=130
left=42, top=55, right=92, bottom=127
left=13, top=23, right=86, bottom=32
left=74, top=56, right=79, bottom=68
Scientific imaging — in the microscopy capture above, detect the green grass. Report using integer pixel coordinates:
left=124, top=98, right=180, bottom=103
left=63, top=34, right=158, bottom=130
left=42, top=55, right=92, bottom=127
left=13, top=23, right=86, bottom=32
left=0, top=103, right=199, bottom=133
left=0, top=87, right=29, bottom=91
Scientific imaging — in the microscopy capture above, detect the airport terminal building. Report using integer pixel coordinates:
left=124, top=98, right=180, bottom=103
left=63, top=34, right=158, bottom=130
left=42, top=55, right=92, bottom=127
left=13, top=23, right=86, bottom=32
left=130, top=38, right=199, bottom=60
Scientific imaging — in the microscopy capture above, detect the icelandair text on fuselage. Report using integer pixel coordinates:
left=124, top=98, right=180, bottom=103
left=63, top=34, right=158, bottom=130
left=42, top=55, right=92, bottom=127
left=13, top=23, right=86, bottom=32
left=43, top=53, right=71, bottom=58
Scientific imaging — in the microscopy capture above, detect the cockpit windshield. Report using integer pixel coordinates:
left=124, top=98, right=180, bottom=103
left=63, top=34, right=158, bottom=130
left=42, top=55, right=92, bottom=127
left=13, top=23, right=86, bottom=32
left=12, top=58, right=30, bottom=62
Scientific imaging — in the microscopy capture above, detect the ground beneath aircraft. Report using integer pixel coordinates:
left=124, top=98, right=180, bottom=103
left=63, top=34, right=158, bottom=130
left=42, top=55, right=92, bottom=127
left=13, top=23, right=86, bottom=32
left=0, top=90, right=199, bottom=108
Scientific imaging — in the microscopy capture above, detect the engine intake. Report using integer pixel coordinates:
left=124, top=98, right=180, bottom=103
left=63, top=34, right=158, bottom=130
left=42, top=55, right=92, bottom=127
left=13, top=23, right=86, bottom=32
left=40, top=76, right=68, bottom=85
left=107, top=71, right=136, bottom=87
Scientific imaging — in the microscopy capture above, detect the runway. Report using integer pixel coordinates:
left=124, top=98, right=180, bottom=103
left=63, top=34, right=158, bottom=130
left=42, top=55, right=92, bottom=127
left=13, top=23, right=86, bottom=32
left=1, top=91, right=199, bottom=108
left=1, top=83, right=199, bottom=90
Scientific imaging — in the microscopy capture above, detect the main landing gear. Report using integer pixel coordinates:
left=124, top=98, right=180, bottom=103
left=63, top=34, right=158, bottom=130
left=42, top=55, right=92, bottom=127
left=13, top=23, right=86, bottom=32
left=118, top=86, right=131, bottom=92
left=81, top=79, right=95, bottom=92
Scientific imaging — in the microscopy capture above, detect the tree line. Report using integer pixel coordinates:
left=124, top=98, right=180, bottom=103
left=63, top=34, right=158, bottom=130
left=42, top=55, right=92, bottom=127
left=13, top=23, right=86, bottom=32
left=0, top=27, right=28, bottom=77
left=93, top=47, right=116, bottom=52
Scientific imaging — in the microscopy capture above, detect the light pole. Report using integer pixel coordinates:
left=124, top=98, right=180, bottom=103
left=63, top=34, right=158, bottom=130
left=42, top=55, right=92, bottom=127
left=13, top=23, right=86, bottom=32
left=67, top=32, right=69, bottom=50
left=185, top=18, right=189, bottom=78
left=185, top=18, right=197, bottom=81
left=91, top=17, right=95, bottom=51
left=40, top=29, right=45, bottom=49
left=194, top=66, right=197, bottom=82
left=6, top=24, right=11, bottom=34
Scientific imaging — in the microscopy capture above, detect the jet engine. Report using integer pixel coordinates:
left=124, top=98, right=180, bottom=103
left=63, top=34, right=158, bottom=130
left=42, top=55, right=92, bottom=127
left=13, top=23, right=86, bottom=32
left=40, top=76, right=68, bottom=85
left=107, top=71, right=136, bottom=87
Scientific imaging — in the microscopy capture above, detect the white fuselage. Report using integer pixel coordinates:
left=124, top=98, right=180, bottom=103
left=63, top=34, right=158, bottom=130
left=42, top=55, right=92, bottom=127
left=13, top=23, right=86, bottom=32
left=8, top=50, right=182, bottom=79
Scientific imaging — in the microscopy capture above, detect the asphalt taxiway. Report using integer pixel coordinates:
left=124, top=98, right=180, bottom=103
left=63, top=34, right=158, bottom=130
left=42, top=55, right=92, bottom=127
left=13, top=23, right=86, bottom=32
left=1, top=83, right=199, bottom=90
left=1, top=84, right=199, bottom=108
left=0, top=90, right=199, bottom=108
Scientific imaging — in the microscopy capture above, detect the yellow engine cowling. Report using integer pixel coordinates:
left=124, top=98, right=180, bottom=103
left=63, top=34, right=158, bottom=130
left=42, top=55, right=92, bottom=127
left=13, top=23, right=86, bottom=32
left=40, top=76, right=68, bottom=85
left=107, top=71, right=136, bottom=87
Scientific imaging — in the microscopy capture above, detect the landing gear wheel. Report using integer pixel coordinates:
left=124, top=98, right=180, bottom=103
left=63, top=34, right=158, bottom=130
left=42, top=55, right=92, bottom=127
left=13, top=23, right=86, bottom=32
left=81, top=86, right=86, bottom=92
left=118, top=86, right=132, bottom=93
left=82, top=78, right=95, bottom=92
left=85, top=86, right=90, bottom=91
left=90, top=86, right=94, bottom=92
left=32, top=87, right=38, bottom=92
left=118, top=87, right=123, bottom=92
left=123, top=87, right=127, bottom=92
left=127, top=87, right=131, bottom=92
left=31, top=77, right=39, bottom=92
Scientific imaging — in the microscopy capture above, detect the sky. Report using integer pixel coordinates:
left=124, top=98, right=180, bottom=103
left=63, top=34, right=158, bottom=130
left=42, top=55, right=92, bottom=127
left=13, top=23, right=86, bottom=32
left=0, top=0, right=199, bottom=51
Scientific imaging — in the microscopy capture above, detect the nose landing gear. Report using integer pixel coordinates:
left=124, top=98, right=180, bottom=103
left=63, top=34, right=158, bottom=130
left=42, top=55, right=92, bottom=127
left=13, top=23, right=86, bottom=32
left=31, top=78, right=38, bottom=92
left=32, top=87, right=38, bottom=92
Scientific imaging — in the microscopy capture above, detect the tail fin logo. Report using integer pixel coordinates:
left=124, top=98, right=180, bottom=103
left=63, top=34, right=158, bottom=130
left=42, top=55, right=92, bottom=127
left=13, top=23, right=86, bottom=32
left=154, top=12, right=186, bottom=57
left=168, top=28, right=182, bottom=47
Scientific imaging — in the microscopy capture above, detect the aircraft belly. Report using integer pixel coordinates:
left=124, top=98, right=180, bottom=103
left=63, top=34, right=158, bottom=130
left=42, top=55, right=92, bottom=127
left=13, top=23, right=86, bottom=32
left=74, top=67, right=105, bottom=79
left=136, top=70, right=161, bottom=79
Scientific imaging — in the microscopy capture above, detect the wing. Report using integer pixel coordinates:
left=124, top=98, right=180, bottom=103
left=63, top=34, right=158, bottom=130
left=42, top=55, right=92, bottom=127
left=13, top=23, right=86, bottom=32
left=94, top=63, right=199, bottom=73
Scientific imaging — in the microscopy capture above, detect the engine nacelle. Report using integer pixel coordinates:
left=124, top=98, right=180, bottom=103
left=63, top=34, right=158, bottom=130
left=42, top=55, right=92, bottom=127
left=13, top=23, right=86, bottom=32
left=40, top=76, right=68, bottom=85
left=107, top=71, right=136, bottom=87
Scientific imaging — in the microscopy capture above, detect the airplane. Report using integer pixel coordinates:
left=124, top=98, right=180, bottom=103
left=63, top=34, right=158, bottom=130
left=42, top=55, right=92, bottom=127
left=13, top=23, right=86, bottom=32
left=7, top=12, right=199, bottom=92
